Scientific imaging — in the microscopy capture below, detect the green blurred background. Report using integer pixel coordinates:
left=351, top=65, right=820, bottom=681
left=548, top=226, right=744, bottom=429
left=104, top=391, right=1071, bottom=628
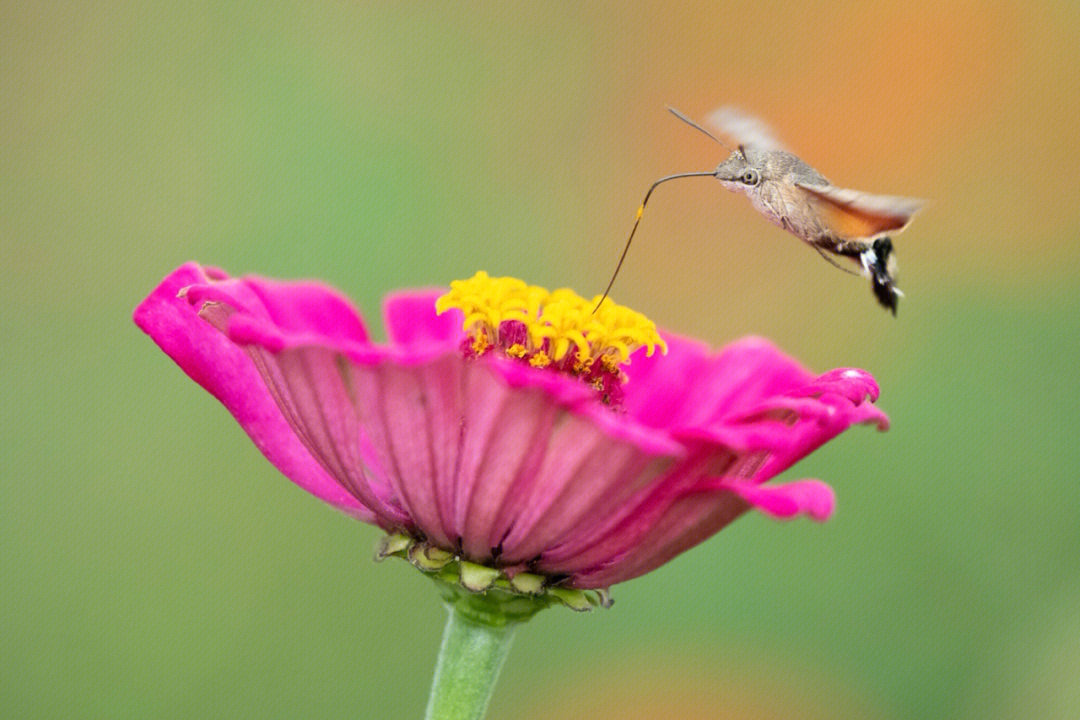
left=4, top=2, right=1079, bottom=718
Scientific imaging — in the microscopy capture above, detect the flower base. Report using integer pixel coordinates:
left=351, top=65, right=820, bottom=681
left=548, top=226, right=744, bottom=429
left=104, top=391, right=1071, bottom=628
left=375, top=533, right=612, bottom=618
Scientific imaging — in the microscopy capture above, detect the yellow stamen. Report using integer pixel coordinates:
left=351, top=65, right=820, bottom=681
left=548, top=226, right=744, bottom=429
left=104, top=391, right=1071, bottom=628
left=471, top=333, right=490, bottom=355
left=437, top=271, right=667, bottom=383
left=529, top=352, right=552, bottom=368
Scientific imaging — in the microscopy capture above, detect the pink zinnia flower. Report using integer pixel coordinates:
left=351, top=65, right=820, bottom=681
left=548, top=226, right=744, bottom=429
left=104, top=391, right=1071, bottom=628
left=134, top=263, right=886, bottom=605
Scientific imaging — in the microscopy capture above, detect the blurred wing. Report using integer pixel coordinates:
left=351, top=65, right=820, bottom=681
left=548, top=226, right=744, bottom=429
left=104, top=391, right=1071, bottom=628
left=796, top=183, right=925, bottom=238
left=707, top=106, right=788, bottom=152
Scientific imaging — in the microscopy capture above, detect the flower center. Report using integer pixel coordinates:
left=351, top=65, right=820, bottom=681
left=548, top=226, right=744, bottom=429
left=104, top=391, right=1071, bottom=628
left=435, top=271, right=666, bottom=404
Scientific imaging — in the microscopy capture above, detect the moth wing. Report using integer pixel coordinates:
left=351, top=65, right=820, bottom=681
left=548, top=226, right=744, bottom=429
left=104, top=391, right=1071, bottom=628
left=795, top=183, right=925, bottom=239
left=707, top=106, right=788, bottom=152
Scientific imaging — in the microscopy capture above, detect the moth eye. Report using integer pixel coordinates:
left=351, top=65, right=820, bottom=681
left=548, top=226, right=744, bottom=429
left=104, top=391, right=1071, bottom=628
left=742, top=169, right=760, bottom=185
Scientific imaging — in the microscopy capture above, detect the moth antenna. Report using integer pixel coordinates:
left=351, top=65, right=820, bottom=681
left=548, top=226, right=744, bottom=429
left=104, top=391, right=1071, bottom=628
left=667, top=106, right=733, bottom=151
left=594, top=171, right=717, bottom=312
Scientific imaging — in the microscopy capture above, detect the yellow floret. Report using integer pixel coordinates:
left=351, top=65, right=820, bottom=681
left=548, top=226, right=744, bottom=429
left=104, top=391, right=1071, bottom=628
left=437, top=271, right=666, bottom=368
left=529, top=352, right=552, bottom=368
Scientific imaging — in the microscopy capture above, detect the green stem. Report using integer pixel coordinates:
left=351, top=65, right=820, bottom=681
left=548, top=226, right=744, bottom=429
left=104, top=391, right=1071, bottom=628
left=424, top=604, right=518, bottom=720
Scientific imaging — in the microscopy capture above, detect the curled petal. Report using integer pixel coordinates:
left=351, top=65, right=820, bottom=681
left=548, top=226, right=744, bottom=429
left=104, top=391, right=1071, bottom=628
left=182, top=271, right=370, bottom=349
left=132, top=263, right=376, bottom=521
left=709, top=478, right=836, bottom=520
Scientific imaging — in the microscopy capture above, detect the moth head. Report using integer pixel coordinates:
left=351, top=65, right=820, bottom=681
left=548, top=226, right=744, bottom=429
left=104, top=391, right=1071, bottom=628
left=714, top=146, right=762, bottom=193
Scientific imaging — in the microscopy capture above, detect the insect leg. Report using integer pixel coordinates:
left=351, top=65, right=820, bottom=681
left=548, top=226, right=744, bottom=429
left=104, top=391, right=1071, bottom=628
left=810, top=242, right=861, bottom=276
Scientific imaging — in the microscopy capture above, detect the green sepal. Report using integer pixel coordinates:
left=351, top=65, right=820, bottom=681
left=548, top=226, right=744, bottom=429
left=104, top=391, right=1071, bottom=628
left=546, top=587, right=594, bottom=612
left=459, top=561, right=500, bottom=592
left=373, top=533, right=412, bottom=561
left=507, top=572, right=545, bottom=595
left=408, top=542, right=455, bottom=572
left=373, top=533, right=613, bottom=615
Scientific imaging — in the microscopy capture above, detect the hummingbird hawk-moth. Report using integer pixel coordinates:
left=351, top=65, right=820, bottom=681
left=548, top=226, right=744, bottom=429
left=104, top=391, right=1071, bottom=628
left=598, top=107, right=924, bottom=314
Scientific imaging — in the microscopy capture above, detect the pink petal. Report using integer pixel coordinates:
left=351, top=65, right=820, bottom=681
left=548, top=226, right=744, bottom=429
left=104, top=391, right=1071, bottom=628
left=456, top=377, right=562, bottom=559
left=183, top=271, right=370, bottom=348
left=621, top=333, right=715, bottom=427
left=703, top=336, right=816, bottom=409
left=367, top=358, right=459, bottom=545
left=565, top=488, right=751, bottom=588
left=712, top=478, right=835, bottom=520
left=249, top=346, right=412, bottom=528
left=132, top=263, right=376, bottom=522
left=491, top=415, right=674, bottom=564
left=383, top=289, right=463, bottom=350
left=624, top=335, right=816, bottom=431
left=545, top=356, right=883, bottom=586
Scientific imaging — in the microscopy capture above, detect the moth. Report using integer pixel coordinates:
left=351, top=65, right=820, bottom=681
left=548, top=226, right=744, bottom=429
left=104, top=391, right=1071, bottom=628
left=599, top=107, right=924, bottom=314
